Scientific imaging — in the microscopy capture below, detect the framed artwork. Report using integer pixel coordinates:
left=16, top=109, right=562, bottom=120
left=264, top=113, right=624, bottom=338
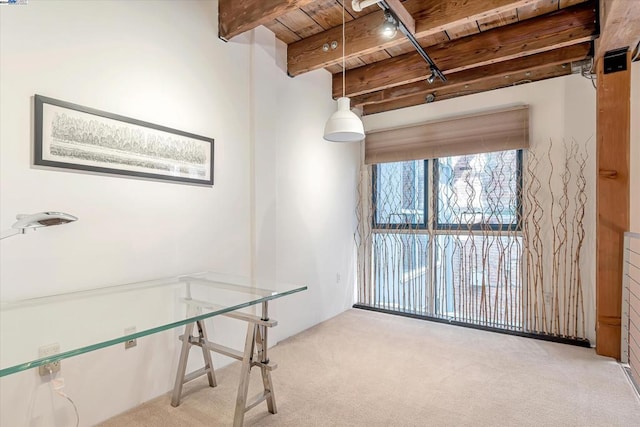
left=34, top=95, right=214, bottom=186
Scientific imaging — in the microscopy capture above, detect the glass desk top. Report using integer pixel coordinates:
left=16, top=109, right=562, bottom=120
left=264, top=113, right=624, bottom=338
left=0, top=272, right=307, bottom=377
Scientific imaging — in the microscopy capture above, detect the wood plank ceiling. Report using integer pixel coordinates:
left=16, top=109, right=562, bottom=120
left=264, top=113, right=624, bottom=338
left=220, top=0, right=600, bottom=115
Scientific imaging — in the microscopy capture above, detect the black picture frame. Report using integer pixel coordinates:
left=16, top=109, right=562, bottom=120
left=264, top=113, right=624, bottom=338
left=34, top=94, right=214, bottom=186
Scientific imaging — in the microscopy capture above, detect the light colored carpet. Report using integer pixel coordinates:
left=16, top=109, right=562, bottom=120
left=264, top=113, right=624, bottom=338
left=101, top=309, right=640, bottom=426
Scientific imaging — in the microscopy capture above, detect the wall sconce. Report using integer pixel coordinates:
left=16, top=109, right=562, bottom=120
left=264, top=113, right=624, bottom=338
left=1, top=212, right=78, bottom=240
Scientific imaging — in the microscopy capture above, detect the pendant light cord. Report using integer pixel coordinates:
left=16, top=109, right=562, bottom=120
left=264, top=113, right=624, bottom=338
left=342, top=0, right=346, bottom=98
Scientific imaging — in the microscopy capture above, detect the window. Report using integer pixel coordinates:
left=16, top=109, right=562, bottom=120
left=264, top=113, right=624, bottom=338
left=373, top=160, right=426, bottom=228
left=435, top=150, right=521, bottom=230
left=364, top=149, right=523, bottom=329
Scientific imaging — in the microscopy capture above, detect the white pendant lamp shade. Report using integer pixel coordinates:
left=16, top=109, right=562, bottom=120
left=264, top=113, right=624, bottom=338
left=323, top=97, right=365, bottom=142
left=323, top=0, right=364, bottom=143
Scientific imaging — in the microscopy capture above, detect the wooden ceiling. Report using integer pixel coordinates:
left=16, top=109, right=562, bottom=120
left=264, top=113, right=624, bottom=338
left=220, top=0, right=602, bottom=115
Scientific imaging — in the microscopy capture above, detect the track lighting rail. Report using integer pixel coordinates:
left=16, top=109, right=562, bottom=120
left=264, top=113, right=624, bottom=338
left=377, top=1, right=447, bottom=83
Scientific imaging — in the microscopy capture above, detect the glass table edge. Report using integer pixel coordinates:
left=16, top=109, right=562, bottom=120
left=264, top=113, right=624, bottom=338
left=1, top=273, right=294, bottom=308
left=0, top=285, right=307, bottom=377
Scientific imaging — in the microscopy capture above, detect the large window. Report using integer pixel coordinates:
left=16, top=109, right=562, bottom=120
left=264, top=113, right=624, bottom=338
left=373, top=160, right=426, bottom=228
left=435, top=150, right=521, bottom=230
left=366, top=149, right=523, bottom=329
left=372, top=150, right=521, bottom=230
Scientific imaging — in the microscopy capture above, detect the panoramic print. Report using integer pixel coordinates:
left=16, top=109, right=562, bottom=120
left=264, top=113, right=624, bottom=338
left=34, top=95, right=214, bottom=185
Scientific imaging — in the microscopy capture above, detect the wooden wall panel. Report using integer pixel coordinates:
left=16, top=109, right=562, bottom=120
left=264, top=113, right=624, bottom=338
left=596, top=50, right=631, bottom=359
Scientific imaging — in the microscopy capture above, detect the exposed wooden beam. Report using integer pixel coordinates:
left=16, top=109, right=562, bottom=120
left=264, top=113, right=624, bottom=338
left=385, top=0, right=415, bottom=34
left=413, top=0, right=537, bottom=30
left=287, top=0, right=536, bottom=76
left=335, top=0, right=597, bottom=98
left=596, top=0, right=640, bottom=58
left=595, top=49, right=631, bottom=359
left=362, top=63, right=573, bottom=115
left=218, top=0, right=316, bottom=41
left=351, top=43, right=592, bottom=107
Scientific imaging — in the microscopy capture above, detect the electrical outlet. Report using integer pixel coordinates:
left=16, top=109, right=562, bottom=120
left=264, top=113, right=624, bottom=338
left=38, top=343, right=61, bottom=376
left=124, top=326, right=137, bottom=349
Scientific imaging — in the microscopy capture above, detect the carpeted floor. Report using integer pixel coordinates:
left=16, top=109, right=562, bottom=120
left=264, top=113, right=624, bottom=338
left=101, top=309, right=640, bottom=426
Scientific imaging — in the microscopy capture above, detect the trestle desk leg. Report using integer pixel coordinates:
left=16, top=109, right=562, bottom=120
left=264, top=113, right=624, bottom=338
left=233, top=323, right=257, bottom=427
left=197, top=320, right=217, bottom=387
left=256, top=324, right=277, bottom=414
left=171, top=322, right=195, bottom=407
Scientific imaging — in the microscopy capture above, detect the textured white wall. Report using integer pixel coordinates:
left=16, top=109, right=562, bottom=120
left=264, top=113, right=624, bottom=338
left=0, top=1, right=360, bottom=426
left=363, top=75, right=598, bottom=344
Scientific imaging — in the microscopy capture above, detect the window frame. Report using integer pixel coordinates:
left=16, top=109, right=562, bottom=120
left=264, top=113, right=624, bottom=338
left=433, top=149, right=523, bottom=232
left=371, top=159, right=429, bottom=230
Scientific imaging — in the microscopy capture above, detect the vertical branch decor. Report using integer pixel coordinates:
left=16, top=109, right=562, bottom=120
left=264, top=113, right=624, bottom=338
left=574, top=146, right=588, bottom=337
left=355, top=163, right=378, bottom=310
left=524, top=150, right=546, bottom=332
left=355, top=140, right=589, bottom=341
left=522, top=139, right=589, bottom=339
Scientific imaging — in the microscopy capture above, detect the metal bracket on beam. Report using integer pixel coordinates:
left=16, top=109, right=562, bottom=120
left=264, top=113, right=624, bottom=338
left=603, top=47, right=628, bottom=74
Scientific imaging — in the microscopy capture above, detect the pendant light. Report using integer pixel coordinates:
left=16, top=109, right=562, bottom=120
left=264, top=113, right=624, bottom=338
left=323, top=1, right=365, bottom=143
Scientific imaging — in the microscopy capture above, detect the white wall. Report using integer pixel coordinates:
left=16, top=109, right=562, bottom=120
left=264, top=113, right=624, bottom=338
left=0, top=1, right=359, bottom=426
left=250, top=26, right=359, bottom=338
left=564, top=74, right=598, bottom=342
left=363, top=75, right=598, bottom=344
left=0, top=0, right=253, bottom=298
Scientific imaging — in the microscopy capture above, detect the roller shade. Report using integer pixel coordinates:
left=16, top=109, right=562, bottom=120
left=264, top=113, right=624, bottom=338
left=364, top=105, right=529, bottom=164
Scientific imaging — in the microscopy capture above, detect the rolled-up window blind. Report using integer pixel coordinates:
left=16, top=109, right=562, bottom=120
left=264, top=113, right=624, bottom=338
left=364, top=105, right=529, bottom=164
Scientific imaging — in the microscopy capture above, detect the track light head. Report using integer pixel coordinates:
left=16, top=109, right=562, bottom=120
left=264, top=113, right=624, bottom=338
left=427, top=66, right=437, bottom=84
left=381, top=11, right=398, bottom=39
